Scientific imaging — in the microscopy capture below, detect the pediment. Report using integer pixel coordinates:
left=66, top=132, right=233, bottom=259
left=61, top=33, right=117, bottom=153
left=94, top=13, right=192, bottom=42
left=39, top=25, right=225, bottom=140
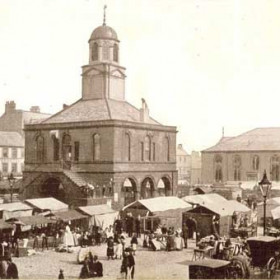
left=110, top=69, right=126, bottom=78
left=83, top=67, right=103, bottom=76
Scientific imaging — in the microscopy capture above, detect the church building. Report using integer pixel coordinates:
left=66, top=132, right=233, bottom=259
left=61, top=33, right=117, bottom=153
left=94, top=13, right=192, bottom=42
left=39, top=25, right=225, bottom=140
left=22, top=12, right=178, bottom=209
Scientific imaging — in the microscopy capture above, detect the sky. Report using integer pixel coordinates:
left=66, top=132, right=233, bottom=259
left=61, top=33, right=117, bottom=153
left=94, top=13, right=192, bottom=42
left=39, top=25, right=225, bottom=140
left=0, top=0, right=280, bottom=153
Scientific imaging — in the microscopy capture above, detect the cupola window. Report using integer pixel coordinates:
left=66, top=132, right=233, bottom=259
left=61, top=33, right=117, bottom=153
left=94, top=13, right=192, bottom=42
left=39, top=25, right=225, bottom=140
left=92, top=43, right=98, bottom=61
left=113, top=44, right=118, bottom=62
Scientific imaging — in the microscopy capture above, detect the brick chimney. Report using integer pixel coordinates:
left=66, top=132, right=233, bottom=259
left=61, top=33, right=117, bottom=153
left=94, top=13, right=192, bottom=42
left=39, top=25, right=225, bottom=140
left=140, top=98, right=149, bottom=123
left=5, top=101, right=16, bottom=113
left=30, top=106, right=40, bottom=113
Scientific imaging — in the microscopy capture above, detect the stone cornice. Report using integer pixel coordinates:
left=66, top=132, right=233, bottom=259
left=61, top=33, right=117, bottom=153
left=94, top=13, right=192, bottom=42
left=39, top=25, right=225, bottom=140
left=24, top=119, right=177, bottom=133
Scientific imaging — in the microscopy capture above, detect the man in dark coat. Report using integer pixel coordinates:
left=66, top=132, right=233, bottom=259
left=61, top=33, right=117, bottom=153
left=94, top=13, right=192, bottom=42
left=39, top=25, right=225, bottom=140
left=91, top=255, right=103, bottom=277
left=6, top=258, right=18, bottom=279
left=182, top=223, right=189, bottom=249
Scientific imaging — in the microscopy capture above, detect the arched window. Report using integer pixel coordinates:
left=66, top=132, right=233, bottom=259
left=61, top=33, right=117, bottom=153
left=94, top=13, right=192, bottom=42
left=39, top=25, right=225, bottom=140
left=271, top=155, right=280, bottom=181
left=52, top=136, right=59, bottom=161
left=36, top=135, right=44, bottom=162
left=233, top=155, right=241, bottom=181
left=113, top=44, right=118, bottom=62
left=93, top=134, right=101, bottom=161
left=62, top=134, right=71, bottom=163
left=102, top=45, right=109, bottom=60
left=144, top=136, right=151, bottom=161
left=164, top=137, right=170, bottom=161
left=214, top=155, right=223, bottom=182
left=124, top=133, right=131, bottom=161
left=252, top=155, right=259, bottom=171
left=92, top=43, right=98, bottom=61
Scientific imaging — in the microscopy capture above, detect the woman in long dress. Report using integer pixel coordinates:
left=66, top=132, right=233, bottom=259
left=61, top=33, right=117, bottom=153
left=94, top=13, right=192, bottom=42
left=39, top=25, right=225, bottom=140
left=63, top=224, right=74, bottom=247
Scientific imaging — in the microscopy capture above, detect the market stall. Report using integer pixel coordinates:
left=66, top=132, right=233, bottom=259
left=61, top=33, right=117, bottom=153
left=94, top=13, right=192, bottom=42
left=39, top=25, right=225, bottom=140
left=122, top=196, right=191, bottom=231
left=24, top=197, right=68, bottom=214
left=0, top=202, right=33, bottom=220
left=78, top=204, right=119, bottom=229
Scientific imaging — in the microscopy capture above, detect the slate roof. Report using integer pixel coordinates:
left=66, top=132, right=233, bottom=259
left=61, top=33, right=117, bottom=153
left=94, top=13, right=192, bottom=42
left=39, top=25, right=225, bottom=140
left=203, top=128, right=280, bottom=152
left=0, top=131, right=24, bottom=147
left=42, top=99, right=161, bottom=125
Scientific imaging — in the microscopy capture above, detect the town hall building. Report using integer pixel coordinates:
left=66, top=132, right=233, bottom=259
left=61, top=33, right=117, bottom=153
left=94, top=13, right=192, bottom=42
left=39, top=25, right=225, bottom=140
left=22, top=14, right=177, bottom=209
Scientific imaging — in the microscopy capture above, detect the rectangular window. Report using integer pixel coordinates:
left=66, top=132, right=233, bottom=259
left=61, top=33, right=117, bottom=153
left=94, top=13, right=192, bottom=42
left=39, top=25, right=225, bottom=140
left=12, top=163, right=17, bottom=173
left=153, top=143, right=156, bottom=161
left=12, top=148, right=17, bottom=159
left=21, top=148, right=24, bottom=158
left=74, top=141, right=80, bottom=162
left=141, top=142, right=144, bottom=161
left=2, top=163, right=8, bottom=173
left=3, top=148, right=8, bottom=158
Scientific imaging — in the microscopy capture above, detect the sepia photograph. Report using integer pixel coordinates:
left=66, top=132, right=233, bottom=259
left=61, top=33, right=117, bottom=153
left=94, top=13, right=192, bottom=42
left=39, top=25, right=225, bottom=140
left=0, top=0, right=280, bottom=278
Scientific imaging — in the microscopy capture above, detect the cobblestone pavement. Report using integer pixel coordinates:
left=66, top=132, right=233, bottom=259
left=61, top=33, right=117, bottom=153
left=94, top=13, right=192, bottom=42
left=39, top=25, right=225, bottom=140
left=14, top=237, right=196, bottom=279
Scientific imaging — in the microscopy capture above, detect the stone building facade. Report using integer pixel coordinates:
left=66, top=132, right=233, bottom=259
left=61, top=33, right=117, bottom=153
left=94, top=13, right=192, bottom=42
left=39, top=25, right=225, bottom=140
left=176, top=144, right=191, bottom=185
left=201, top=128, right=280, bottom=184
left=23, top=19, right=177, bottom=209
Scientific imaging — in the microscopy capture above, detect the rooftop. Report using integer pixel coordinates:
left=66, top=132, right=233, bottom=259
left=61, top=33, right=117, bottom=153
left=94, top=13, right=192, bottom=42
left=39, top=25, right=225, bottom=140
left=203, top=128, right=280, bottom=152
left=0, top=131, right=24, bottom=147
left=42, top=99, right=161, bottom=125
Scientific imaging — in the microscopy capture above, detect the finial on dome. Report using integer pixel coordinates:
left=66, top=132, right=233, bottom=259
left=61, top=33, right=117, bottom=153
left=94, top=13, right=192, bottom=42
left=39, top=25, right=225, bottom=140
left=103, top=5, right=107, bottom=26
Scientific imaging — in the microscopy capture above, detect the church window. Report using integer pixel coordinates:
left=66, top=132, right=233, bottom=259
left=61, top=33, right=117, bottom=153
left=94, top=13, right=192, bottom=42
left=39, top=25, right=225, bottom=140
left=113, top=44, right=118, bottom=62
left=144, top=136, right=151, bottom=161
left=164, top=137, right=170, bottom=161
left=53, top=136, right=59, bottom=161
left=36, top=135, right=44, bottom=162
left=93, top=134, right=101, bottom=161
left=124, top=133, right=131, bottom=161
left=252, top=155, right=259, bottom=171
left=233, top=155, right=241, bottom=181
left=271, top=155, right=280, bottom=181
left=74, top=141, right=80, bottom=162
left=214, top=155, right=223, bottom=182
left=92, top=43, right=98, bottom=61
left=102, top=45, right=109, bottom=60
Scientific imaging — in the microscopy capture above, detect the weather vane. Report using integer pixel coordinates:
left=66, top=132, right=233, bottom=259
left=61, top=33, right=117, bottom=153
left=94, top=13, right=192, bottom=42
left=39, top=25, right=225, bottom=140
left=103, top=5, right=107, bottom=26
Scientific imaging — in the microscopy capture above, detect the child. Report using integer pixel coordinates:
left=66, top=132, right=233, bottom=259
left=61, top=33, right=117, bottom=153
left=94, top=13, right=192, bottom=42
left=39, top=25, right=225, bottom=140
left=130, top=234, right=138, bottom=256
left=107, top=236, right=114, bottom=260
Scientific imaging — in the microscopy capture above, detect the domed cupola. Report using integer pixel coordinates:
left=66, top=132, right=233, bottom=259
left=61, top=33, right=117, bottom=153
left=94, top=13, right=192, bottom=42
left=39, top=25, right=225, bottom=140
left=88, top=6, right=119, bottom=64
left=89, top=25, right=118, bottom=42
left=82, top=6, right=126, bottom=101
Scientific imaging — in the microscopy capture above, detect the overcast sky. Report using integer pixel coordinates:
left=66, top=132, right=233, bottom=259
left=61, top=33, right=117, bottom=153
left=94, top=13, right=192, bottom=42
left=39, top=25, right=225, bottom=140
left=1, top=0, right=280, bottom=153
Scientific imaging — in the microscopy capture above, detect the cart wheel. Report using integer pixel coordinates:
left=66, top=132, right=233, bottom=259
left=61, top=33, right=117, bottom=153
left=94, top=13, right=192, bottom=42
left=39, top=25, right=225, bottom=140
left=266, top=257, right=277, bottom=279
left=230, top=260, right=245, bottom=279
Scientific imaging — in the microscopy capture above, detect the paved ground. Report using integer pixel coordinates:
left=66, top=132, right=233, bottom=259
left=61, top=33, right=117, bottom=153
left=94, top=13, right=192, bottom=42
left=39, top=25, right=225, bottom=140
left=14, top=236, right=195, bottom=279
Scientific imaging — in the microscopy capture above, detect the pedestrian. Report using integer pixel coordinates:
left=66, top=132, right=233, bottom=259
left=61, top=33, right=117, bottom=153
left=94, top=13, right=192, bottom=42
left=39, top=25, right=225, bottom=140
left=79, top=257, right=90, bottom=279
left=127, top=248, right=135, bottom=279
left=135, top=216, right=141, bottom=238
left=107, top=236, right=114, bottom=260
left=114, top=237, right=123, bottom=260
left=33, top=232, right=39, bottom=250
left=41, top=230, right=48, bottom=251
left=91, top=255, right=103, bottom=277
left=182, top=223, right=188, bottom=249
left=130, top=234, right=138, bottom=256
left=58, top=269, right=64, bottom=279
left=6, top=258, right=18, bottom=279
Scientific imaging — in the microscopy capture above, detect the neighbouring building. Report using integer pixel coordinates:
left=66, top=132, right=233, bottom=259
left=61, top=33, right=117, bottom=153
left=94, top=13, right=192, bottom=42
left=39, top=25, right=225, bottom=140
left=176, top=144, right=191, bottom=185
left=201, top=128, right=280, bottom=185
left=190, top=151, right=202, bottom=185
left=0, top=102, right=50, bottom=179
left=0, top=131, right=24, bottom=178
left=22, top=14, right=178, bottom=209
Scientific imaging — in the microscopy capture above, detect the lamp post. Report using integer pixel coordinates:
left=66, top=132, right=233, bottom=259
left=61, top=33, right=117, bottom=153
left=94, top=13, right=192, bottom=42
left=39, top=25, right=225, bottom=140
left=8, top=173, right=16, bottom=203
left=258, top=170, right=272, bottom=236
